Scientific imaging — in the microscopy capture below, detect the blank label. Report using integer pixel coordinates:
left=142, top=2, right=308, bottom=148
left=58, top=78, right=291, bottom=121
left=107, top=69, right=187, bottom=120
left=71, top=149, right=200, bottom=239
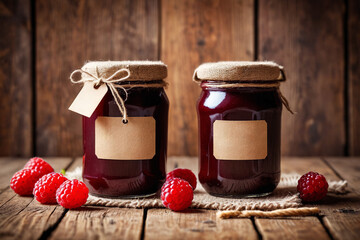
left=213, top=120, right=267, bottom=160
left=95, top=117, right=156, bottom=160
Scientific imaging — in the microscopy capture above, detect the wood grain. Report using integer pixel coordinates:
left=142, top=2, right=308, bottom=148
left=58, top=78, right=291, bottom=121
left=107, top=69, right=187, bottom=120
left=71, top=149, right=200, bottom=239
left=0, top=158, right=72, bottom=240
left=348, top=0, right=360, bottom=155
left=49, top=207, right=144, bottom=240
left=324, top=158, right=360, bottom=239
left=162, top=0, right=254, bottom=156
left=0, top=0, right=32, bottom=157
left=35, top=0, right=159, bottom=156
left=323, top=213, right=360, bottom=240
left=145, top=209, right=257, bottom=240
left=279, top=157, right=360, bottom=240
left=324, top=157, right=360, bottom=191
left=323, top=158, right=360, bottom=240
left=255, top=217, right=330, bottom=240
left=281, top=157, right=360, bottom=209
left=281, top=157, right=339, bottom=180
left=0, top=158, right=29, bottom=191
left=258, top=0, right=345, bottom=155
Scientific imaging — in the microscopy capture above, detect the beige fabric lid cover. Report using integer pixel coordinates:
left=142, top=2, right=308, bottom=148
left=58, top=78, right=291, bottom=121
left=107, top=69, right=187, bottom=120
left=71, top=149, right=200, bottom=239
left=81, top=61, right=167, bottom=81
left=193, top=61, right=284, bottom=82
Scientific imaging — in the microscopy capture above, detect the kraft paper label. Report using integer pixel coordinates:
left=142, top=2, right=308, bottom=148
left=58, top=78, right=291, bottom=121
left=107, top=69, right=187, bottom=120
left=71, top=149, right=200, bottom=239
left=95, top=117, right=156, bottom=160
left=213, top=120, right=267, bottom=160
left=69, top=82, right=108, bottom=118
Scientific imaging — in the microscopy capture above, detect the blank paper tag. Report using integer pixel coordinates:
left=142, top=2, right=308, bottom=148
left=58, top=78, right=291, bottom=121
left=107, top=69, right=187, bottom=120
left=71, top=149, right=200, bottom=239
left=69, top=82, right=108, bottom=117
left=213, top=120, right=267, bottom=160
left=95, top=117, right=156, bottom=160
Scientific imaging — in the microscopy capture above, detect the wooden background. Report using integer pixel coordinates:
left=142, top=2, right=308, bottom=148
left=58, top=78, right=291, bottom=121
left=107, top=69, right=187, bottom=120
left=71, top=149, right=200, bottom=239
left=0, top=0, right=359, bottom=158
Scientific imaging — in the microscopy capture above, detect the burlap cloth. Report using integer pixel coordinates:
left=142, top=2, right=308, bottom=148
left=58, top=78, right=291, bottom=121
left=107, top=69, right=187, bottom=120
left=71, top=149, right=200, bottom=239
left=66, top=168, right=347, bottom=211
left=193, top=61, right=284, bottom=82
left=80, top=61, right=167, bottom=81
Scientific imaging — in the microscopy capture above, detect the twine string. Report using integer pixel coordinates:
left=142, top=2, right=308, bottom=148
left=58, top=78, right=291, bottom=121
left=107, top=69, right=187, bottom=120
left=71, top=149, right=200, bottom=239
left=217, top=207, right=320, bottom=219
left=70, top=68, right=131, bottom=122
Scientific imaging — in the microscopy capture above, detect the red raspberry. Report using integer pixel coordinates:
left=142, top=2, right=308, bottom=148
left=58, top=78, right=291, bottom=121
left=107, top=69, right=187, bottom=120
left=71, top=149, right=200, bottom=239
left=24, top=157, right=54, bottom=177
left=10, top=169, right=42, bottom=196
left=33, top=173, right=68, bottom=204
left=56, top=179, right=89, bottom=209
left=166, top=168, right=197, bottom=190
left=297, top=171, right=328, bottom=202
left=161, top=178, right=193, bottom=211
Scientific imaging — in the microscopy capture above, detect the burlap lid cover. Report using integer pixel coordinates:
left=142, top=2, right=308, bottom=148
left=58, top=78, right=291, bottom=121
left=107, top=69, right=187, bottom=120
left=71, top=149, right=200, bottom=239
left=193, top=61, right=284, bottom=82
left=81, top=60, right=167, bottom=82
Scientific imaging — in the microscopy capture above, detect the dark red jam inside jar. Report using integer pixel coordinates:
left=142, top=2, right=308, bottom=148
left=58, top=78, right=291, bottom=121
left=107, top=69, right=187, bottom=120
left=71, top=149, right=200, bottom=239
left=83, top=86, right=168, bottom=197
left=195, top=61, right=286, bottom=198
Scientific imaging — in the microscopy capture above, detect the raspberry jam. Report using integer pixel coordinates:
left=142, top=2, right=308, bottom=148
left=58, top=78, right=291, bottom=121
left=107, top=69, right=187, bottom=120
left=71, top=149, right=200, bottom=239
left=83, top=87, right=169, bottom=197
left=194, top=61, right=286, bottom=198
left=197, top=85, right=281, bottom=197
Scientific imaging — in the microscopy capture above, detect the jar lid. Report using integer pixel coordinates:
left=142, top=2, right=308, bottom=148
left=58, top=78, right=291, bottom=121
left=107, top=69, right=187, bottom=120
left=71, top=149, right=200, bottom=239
left=193, top=61, right=284, bottom=82
left=81, top=61, right=167, bottom=81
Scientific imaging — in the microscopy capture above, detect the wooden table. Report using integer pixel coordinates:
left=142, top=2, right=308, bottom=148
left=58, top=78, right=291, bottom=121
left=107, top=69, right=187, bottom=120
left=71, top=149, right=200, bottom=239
left=0, top=157, right=359, bottom=240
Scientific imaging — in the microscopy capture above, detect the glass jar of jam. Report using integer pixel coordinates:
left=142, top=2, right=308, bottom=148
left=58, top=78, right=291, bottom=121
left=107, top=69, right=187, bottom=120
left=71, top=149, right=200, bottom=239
left=194, top=61, right=290, bottom=198
left=73, top=61, right=168, bottom=198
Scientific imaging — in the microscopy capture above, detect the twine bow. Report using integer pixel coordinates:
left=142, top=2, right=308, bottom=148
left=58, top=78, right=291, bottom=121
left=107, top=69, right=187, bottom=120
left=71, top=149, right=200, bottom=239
left=70, top=68, right=131, bottom=123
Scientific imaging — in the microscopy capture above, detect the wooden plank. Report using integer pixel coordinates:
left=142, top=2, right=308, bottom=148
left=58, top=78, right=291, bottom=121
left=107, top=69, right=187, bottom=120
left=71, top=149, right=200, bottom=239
left=255, top=217, right=330, bottom=240
left=323, top=213, right=360, bottom=240
left=348, top=0, right=360, bottom=155
left=49, top=157, right=144, bottom=240
left=255, top=157, right=339, bottom=239
left=325, top=157, right=360, bottom=191
left=0, top=158, right=29, bottom=191
left=0, top=158, right=73, bottom=240
left=35, top=0, right=159, bottom=156
left=258, top=0, right=345, bottom=155
left=145, top=209, right=257, bottom=240
left=0, top=0, right=32, bottom=157
left=281, top=157, right=360, bottom=210
left=162, top=0, right=254, bottom=156
left=281, top=157, right=339, bottom=179
left=146, top=156, right=257, bottom=240
left=49, top=207, right=144, bottom=240
left=280, top=157, right=360, bottom=240
left=322, top=157, right=360, bottom=240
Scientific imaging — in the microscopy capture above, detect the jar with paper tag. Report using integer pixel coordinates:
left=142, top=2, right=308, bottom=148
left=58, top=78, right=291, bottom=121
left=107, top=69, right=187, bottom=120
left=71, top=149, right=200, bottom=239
left=69, top=61, right=169, bottom=197
left=194, top=61, right=293, bottom=198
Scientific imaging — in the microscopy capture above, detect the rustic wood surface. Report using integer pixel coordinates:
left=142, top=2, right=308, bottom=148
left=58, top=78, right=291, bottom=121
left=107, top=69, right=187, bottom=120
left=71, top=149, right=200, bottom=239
left=0, top=0, right=33, bottom=156
left=0, top=158, right=73, bottom=240
left=258, top=0, right=345, bottom=156
left=1, top=0, right=359, bottom=157
left=0, top=156, right=359, bottom=240
left=348, top=0, right=360, bottom=155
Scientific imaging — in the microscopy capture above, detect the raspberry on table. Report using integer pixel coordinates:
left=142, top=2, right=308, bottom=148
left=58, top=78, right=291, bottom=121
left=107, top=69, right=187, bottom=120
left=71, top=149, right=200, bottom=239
left=161, top=178, right=193, bottom=211
left=33, top=173, right=68, bottom=204
left=24, top=157, right=54, bottom=177
left=10, top=169, right=42, bottom=196
left=56, top=179, right=89, bottom=209
left=166, top=168, right=197, bottom=190
left=297, top=171, right=329, bottom=202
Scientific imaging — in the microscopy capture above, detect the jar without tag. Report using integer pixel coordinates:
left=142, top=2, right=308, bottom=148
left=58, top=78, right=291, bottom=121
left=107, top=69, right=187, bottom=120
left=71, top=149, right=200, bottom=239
left=71, top=61, right=169, bottom=198
left=194, top=61, right=290, bottom=198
